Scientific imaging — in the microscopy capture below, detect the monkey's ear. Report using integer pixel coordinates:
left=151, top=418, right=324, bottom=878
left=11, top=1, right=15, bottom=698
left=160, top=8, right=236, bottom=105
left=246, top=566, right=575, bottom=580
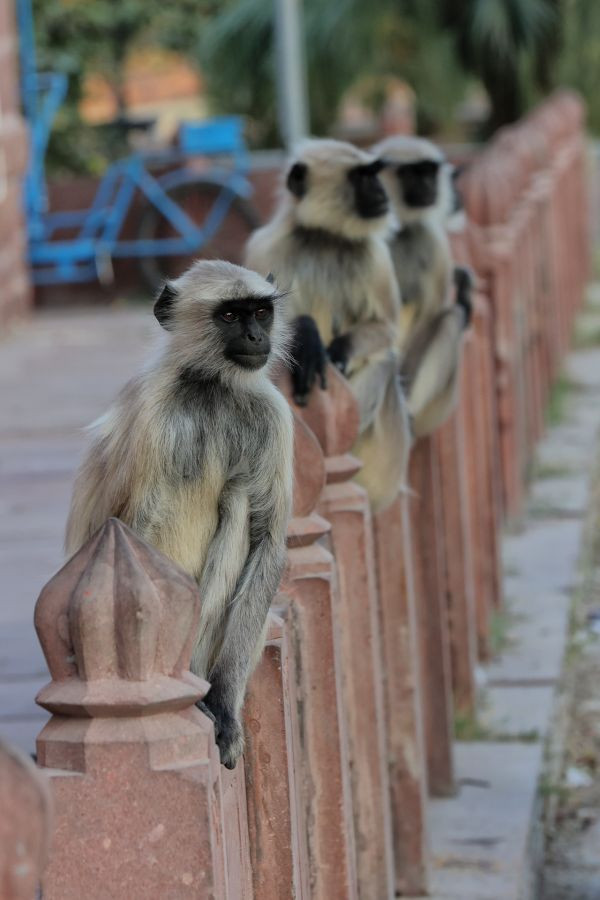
left=154, top=282, right=177, bottom=330
left=286, top=162, right=308, bottom=198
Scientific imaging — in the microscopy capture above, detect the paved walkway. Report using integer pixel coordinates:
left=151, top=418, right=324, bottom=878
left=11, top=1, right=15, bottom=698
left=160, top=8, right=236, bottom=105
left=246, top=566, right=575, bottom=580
left=0, top=306, right=153, bottom=753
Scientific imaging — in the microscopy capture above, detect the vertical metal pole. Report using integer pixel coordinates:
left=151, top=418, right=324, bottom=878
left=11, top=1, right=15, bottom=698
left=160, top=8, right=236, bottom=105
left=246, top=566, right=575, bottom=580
left=274, top=0, right=309, bottom=150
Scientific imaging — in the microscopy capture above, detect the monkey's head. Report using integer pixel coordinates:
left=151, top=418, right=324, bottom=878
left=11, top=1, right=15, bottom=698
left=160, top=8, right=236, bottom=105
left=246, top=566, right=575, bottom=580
left=375, top=136, right=453, bottom=225
left=283, top=139, right=391, bottom=241
left=153, top=260, right=289, bottom=383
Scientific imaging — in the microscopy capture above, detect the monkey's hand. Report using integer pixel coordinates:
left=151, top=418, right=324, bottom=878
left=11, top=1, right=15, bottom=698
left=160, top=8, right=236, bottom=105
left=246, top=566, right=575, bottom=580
left=327, top=333, right=353, bottom=374
left=453, top=266, right=474, bottom=328
left=198, top=696, right=244, bottom=770
left=289, top=315, right=328, bottom=406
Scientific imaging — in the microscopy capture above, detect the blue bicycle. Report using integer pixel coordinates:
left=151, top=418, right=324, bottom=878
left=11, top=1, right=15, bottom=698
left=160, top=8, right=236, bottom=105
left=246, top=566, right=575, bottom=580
left=17, top=0, right=260, bottom=289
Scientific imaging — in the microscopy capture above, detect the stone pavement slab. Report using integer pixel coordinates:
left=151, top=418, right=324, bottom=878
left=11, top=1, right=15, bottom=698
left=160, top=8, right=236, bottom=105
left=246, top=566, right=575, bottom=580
left=0, top=307, right=150, bottom=754
left=411, top=743, right=542, bottom=900
left=485, top=591, right=570, bottom=686
left=529, top=475, right=589, bottom=518
left=480, top=685, right=555, bottom=737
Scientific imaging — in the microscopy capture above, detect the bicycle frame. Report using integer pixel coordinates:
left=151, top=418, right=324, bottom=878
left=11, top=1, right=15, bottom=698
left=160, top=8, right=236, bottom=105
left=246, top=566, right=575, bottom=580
left=29, top=152, right=254, bottom=285
left=17, top=0, right=256, bottom=286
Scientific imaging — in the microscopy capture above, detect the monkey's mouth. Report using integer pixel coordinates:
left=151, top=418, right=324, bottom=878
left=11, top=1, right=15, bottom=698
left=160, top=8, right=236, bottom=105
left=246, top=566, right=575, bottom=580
left=357, top=198, right=389, bottom=219
left=231, top=353, right=270, bottom=370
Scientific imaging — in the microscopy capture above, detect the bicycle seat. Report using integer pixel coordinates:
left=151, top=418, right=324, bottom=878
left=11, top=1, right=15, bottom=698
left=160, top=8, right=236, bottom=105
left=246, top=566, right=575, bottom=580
left=177, top=116, right=245, bottom=156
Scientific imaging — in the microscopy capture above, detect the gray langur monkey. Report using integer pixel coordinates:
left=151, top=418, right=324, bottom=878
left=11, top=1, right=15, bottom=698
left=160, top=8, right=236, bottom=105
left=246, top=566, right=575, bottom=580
left=65, top=260, right=294, bottom=769
left=245, top=138, right=411, bottom=511
left=374, top=135, right=473, bottom=438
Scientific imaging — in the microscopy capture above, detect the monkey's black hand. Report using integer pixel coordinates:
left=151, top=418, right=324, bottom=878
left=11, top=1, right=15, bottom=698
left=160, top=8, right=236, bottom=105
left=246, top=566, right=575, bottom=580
left=454, top=266, right=473, bottom=328
left=327, top=333, right=353, bottom=374
left=289, top=314, right=328, bottom=406
left=200, top=695, right=244, bottom=770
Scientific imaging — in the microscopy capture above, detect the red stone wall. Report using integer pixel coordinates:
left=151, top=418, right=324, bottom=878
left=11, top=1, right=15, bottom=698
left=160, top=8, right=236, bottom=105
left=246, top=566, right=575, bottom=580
left=0, top=0, right=31, bottom=330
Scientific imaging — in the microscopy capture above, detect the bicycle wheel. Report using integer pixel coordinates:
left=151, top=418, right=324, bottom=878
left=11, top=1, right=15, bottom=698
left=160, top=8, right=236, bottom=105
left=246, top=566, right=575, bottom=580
left=137, top=179, right=261, bottom=291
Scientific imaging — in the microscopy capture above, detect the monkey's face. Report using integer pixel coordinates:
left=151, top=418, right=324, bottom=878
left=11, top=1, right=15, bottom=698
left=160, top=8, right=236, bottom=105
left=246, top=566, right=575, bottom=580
left=395, top=160, right=440, bottom=210
left=348, top=160, right=389, bottom=219
left=284, top=139, right=391, bottom=241
left=213, top=298, right=273, bottom=370
left=152, top=260, right=289, bottom=382
left=287, top=159, right=389, bottom=223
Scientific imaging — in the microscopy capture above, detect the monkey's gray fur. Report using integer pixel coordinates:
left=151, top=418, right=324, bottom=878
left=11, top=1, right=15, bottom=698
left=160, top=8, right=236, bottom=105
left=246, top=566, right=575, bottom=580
left=375, top=135, right=471, bottom=438
left=65, top=260, right=294, bottom=769
left=246, top=138, right=410, bottom=511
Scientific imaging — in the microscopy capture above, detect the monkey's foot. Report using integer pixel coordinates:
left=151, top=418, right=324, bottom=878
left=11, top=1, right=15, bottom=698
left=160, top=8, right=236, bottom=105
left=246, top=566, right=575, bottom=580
left=202, top=697, right=245, bottom=769
left=215, top=712, right=245, bottom=770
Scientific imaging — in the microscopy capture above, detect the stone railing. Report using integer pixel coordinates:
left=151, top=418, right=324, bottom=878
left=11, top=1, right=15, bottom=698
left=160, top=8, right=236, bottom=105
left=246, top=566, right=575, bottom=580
left=1, top=91, right=588, bottom=898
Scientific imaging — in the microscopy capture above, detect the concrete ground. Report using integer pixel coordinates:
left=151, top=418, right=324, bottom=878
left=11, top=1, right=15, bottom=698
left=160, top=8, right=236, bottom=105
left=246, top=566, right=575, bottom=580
left=0, top=306, right=153, bottom=753
left=2, top=293, right=600, bottom=897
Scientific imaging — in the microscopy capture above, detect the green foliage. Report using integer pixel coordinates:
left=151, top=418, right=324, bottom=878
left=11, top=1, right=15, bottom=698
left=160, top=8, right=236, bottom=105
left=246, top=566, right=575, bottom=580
left=31, top=0, right=213, bottom=173
left=546, top=373, right=581, bottom=426
left=29, top=0, right=582, bottom=174
left=196, top=0, right=472, bottom=142
left=557, top=0, right=600, bottom=134
left=440, top=0, right=560, bottom=133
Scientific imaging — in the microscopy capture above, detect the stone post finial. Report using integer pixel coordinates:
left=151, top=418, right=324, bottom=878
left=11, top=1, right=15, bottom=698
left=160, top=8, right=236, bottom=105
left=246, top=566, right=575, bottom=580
left=34, top=519, right=227, bottom=898
left=35, top=517, right=207, bottom=719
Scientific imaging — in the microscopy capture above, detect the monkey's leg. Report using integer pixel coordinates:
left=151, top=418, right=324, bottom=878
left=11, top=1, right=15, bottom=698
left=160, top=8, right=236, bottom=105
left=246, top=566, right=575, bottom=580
left=404, top=307, right=466, bottom=438
left=203, top=533, right=286, bottom=769
left=351, top=354, right=412, bottom=511
left=190, top=480, right=250, bottom=680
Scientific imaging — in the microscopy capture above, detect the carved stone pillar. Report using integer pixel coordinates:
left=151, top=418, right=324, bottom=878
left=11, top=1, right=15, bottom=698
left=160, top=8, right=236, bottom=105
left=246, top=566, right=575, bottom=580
left=284, top=367, right=395, bottom=899
left=34, top=518, right=227, bottom=900
left=281, top=412, right=358, bottom=900
left=0, top=739, right=52, bottom=899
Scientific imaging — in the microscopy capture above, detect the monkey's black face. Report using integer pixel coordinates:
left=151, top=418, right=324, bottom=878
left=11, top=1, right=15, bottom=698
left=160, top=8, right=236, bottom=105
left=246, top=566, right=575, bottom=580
left=348, top=160, right=389, bottom=219
left=396, top=160, right=440, bottom=209
left=214, top=297, right=274, bottom=369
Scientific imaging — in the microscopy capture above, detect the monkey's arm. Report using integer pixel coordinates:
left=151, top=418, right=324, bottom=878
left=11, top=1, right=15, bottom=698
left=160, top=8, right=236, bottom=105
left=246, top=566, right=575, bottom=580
left=200, top=407, right=293, bottom=768
left=288, top=315, right=328, bottom=406
left=329, top=242, right=401, bottom=374
left=453, top=265, right=474, bottom=324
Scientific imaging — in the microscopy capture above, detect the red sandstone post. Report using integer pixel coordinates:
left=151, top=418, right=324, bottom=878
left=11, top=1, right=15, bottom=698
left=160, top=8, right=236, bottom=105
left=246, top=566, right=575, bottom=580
left=373, top=496, right=430, bottom=895
left=243, top=611, right=302, bottom=899
left=34, top=518, right=227, bottom=900
left=283, top=366, right=395, bottom=899
left=408, top=438, right=455, bottom=797
left=281, top=413, right=358, bottom=900
left=0, top=740, right=53, bottom=899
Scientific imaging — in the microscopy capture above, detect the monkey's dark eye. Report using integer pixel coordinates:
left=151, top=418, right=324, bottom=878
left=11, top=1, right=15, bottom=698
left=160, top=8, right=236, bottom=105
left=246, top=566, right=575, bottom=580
left=221, top=311, right=238, bottom=323
left=255, top=308, right=270, bottom=320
